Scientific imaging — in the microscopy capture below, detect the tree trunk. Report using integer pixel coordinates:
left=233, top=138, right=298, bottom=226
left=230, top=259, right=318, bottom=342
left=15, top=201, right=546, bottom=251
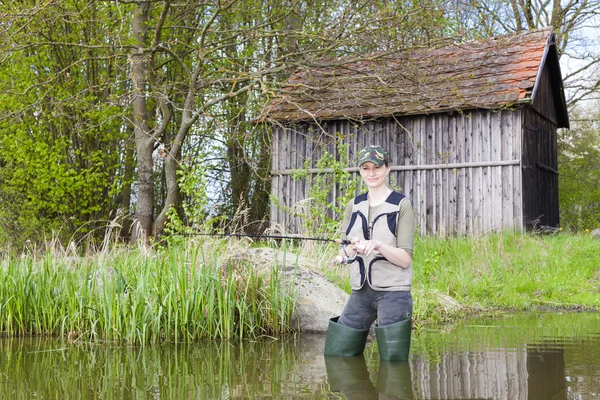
left=130, top=1, right=154, bottom=245
left=120, top=125, right=135, bottom=241
left=153, top=124, right=183, bottom=237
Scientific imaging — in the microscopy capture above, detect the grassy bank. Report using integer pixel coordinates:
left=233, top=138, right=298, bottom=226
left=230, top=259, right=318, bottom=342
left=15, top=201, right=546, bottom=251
left=320, top=231, right=600, bottom=326
left=1, top=232, right=598, bottom=343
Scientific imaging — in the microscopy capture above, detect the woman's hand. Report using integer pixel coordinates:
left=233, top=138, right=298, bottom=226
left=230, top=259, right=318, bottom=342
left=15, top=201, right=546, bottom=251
left=351, top=239, right=381, bottom=256
left=351, top=238, right=412, bottom=268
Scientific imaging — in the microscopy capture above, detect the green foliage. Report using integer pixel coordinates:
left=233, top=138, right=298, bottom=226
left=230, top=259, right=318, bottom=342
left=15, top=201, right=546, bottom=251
left=288, top=141, right=358, bottom=237
left=558, top=105, right=600, bottom=231
left=167, top=160, right=210, bottom=234
left=0, top=1, right=129, bottom=250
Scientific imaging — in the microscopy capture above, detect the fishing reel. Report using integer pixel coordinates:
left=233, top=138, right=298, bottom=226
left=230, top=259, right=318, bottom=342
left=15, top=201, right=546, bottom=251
left=333, top=238, right=359, bottom=264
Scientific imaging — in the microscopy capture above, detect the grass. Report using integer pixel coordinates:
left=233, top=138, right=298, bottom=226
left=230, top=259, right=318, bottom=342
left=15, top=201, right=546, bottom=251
left=1, top=231, right=598, bottom=343
left=0, top=238, right=296, bottom=344
left=406, top=231, right=600, bottom=325
left=313, top=231, right=600, bottom=326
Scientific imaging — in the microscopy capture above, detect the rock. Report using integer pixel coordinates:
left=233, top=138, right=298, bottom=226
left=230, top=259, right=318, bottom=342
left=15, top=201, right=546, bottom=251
left=591, top=228, right=600, bottom=239
left=229, top=247, right=349, bottom=333
left=437, top=292, right=463, bottom=313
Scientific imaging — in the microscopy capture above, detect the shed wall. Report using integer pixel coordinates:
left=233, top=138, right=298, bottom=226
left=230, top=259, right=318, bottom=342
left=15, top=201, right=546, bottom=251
left=521, top=106, right=559, bottom=229
left=270, top=109, right=525, bottom=236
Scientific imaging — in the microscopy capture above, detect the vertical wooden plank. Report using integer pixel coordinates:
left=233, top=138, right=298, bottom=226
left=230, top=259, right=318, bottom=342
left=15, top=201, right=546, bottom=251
left=514, top=111, right=523, bottom=231
left=270, top=126, right=280, bottom=227
left=491, top=111, right=502, bottom=232
left=412, top=117, right=420, bottom=234
left=304, top=124, right=312, bottom=219
left=472, top=112, right=482, bottom=234
left=481, top=111, right=492, bottom=233
left=299, top=124, right=306, bottom=232
left=441, top=115, right=450, bottom=236
left=279, top=125, right=287, bottom=231
left=351, top=121, right=360, bottom=195
left=269, top=125, right=282, bottom=227
left=448, top=112, right=457, bottom=235
left=388, top=118, right=398, bottom=190
left=437, top=114, right=445, bottom=235
left=285, top=125, right=292, bottom=232
left=464, top=112, right=473, bottom=235
left=456, top=111, right=466, bottom=235
left=501, top=111, right=514, bottom=230
left=330, top=121, right=337, bottom=222
left=426, top=115, right=435, bottom=234
left=290, top=126, right=298, bottom=233
left=417, top=116, right=426, bottom=235
left=404, top=118, right=414, bottom=214
left=274, top=125, right=282, bottom=230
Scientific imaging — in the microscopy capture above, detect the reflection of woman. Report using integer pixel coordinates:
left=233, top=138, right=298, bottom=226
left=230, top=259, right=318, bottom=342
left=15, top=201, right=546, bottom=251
left=325, top=355, right=415, bottom=399
left=324, top=145, right=415, bottom=361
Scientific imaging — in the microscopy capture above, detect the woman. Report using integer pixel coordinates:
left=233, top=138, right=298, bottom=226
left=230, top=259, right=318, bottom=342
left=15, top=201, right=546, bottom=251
left=324, top=145, right=415, bottom=361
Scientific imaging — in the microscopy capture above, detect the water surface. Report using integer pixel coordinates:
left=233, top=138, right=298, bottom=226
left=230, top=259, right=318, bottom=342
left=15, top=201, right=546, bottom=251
left=1, top=312, right=599, bottom=399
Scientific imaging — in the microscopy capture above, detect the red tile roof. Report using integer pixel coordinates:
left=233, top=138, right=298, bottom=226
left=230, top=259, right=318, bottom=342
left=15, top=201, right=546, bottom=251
left=263, top=28, right=556, bottom=121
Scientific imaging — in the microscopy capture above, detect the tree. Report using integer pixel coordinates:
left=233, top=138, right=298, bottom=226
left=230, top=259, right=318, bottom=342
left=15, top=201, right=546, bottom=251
left=0, top=1, right=129, bottom=249
left=558, top=104, right=600, bottom=230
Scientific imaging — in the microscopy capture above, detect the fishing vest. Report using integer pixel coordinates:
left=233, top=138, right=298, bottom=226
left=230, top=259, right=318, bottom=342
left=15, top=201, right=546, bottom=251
left=345, top=191, right=413, bottom=291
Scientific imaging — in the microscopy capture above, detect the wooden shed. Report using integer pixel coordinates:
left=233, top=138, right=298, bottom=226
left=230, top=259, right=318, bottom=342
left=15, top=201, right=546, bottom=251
left=263, top=27, right=569, bottom=236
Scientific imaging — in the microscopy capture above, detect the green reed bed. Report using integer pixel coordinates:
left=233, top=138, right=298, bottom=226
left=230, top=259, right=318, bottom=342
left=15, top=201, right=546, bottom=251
left=0, top=240, right=296, bottom=344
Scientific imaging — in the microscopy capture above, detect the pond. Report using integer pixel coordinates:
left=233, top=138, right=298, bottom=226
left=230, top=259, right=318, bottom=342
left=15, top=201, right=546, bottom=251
left=1, top=312, right=599, bottom=399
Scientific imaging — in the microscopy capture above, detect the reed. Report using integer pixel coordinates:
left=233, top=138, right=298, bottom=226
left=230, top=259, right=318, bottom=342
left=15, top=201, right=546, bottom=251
left=0, top=239, right=296, bottom=344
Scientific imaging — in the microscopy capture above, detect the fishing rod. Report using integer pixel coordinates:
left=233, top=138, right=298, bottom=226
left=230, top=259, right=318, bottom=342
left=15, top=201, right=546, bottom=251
left=182, top=232, right=357, bottom=264
left=184, top=232, right=348, bottom=243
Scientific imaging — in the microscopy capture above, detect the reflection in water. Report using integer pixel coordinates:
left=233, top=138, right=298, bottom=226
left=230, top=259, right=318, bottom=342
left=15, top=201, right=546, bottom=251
left=411, top=349, right=530, bottom=399
left=409, top=313, right=600, bottom=400
left=528, top=341, right=567, bottom=400
left=1, top=313, right=600, bottom=399
left=378, top=361, right=414, bottom=399
left=325, top=355, right=379, bottom=399
left=0, top=335, right=329, bottom=399
left=324, top=355, right=415, bottom=399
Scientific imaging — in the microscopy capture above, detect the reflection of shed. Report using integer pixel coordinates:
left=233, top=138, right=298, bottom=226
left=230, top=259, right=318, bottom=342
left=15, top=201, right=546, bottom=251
left=411, top=350, right=530, bottom=399
left=264, top=28, right=569, bottom=235
left=410, top=345, right=567, bottom=399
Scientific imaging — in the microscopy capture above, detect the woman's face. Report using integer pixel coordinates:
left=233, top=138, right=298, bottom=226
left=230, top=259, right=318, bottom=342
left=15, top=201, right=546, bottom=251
left=359, top=162, right=389, bottom=189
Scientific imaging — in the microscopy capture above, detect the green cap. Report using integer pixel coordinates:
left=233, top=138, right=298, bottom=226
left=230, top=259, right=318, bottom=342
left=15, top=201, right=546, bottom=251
left=357, top=145, right=388, bottom=167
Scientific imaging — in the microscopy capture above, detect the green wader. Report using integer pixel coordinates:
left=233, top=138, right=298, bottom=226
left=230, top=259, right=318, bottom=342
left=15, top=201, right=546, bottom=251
left=375, top=318, right=412, bottom=361
left=324, top=316, right=369, bottom=356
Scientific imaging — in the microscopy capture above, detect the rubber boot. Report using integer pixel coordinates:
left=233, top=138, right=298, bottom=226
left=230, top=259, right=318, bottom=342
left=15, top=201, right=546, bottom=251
left=375, top=319, right=412, bottom=361
left=377, top=361, right=414, bottom=399
left=325, top=355, right=378, bottom=400
left=324, top=316, right=369, bottom=356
